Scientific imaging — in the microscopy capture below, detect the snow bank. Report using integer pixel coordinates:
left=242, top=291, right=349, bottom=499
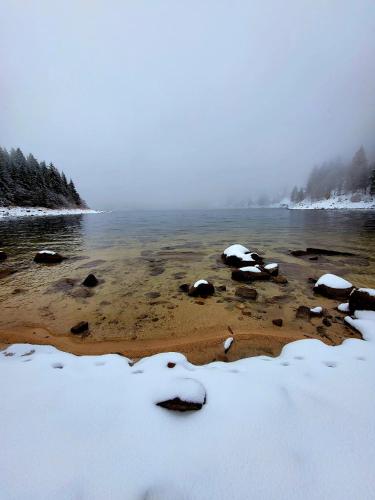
left=193, top=279, right=209, bottom=288
left=1, top=316, right=375, bottom=499
left=314, top=273, right=352, bottom=289
left=0, top=206, right=102, bottom=218
left=286, top=194, right=375, bottom=210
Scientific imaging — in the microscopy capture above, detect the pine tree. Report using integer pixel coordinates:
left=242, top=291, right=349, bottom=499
left=370, top=167, right=375, bottom=197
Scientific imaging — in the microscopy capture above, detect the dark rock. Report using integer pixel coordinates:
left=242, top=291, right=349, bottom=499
left=272, top=275, right=288, bottom=284
left=179, top=283, right=189, bottom=293
left=222, top=252, right=263, bottom=268
left=232, top=267, right=270, bottom=282
left=291, top=248, right=355, bottom=257
left=217, top=285, right=227, bottom=292
left=296, top=306, right=311, bottom=320
left=149, top=266, right=165, bottom=276
left=70, top=321, right=89, bottom=334
left=349, top=288, right=375, bottom=311
left=314, top=283, right=354, bottom=300
left=308, top=277, right=317, bottom=284
left=272, top=318, right=283, bottom=327
left=145, top=291, right=161, bottom=299
left=167, top=362, right=176, bottom=368
left=322, top=317, right=332, bottom=327
left=188, top=281, right=215, bottom=298
left=156, top=397, right=204, bottom=412
left=235, top=286, right=258, bottom=300
left=0, top=251, right=7, bottom=261
left=34, top=251, right=65, bottom=264
left=0, top=268, right=17, bottom=279
left=309, top=256, right=318, bottom=261
left=82, top=274, right=99, bottom=287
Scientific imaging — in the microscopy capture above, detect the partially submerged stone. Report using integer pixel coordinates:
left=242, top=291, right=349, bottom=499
left=34, top=250, right=65, bottom=264
left=0, top=250, right=7, bottom=261
left=349, top=288, right=375, bottom=311
left=264, top=263, right=279, bottom=276
left=232, top=266, right=270, bottom=282
left=313, top=273, right=354, bottom=300
left=188, top=280, right=215, bottom=298
left=222, top=244, right=263, bottom=267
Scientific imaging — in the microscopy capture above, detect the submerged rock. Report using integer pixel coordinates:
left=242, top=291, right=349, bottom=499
left=34, top=250, right=65, bottom=264
left=188, top=280, right=215, bottom=298
left=349, top=288, right=375, bottom=311
left=313, top=273, right=354, bottom=300
left=70, top=321, right=89, bottom=334
left=82, top=274, right=99, bottom=287
left=179, top=283, right=190, bottom=293
left=272, top=275, right=288, bottom=284
left=222, top=244, right=263, bottom=267
left=296, top=306, right=311, bottom=320
left=0, top=251, right=7, bottom=261
left=235, top=286, right=258, bottom=300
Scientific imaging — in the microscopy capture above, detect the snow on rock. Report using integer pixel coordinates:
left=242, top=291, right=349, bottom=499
left=222, top=244, right=263, bottom=267
left=154, top=377, right=206, bottom=412
left=223, top=337, right=234, bottom=353
left=338, top=302, right=350, bottom=312
left=349, top=288, right=375, bottom=311
left=264, top=262, right=279, bottom=276
left=314, top=273, right=354, bottom=299
left=232, top=265, right=271, bottom=282
left=0, top=206, right=102, bottom=218
left=310, top=306, right=323, bottom=316
left=188, top=280, right=215, bottom=298
left=1, top=325, right=375, bottom=499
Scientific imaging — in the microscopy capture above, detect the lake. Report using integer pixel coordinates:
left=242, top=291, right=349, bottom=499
left=0, top=209, right=374, bottom=362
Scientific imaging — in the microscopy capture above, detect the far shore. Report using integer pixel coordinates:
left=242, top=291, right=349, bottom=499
left=0, top=206, right=102, bottom=218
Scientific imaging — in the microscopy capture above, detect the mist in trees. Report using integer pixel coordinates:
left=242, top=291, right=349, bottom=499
left=0, top=147, right=86, bottom=208
left=290, top=146, right=375, bottom=203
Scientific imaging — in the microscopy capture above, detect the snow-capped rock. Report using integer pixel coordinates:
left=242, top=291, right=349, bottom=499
left=313, top=273, right=354, bottom=299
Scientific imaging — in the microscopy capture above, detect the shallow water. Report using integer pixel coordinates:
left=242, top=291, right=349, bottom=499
left=0, top=209, right=374, bottom=361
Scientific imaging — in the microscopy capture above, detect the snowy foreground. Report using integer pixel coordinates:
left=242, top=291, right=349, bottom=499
left=286, top=194, right=375, bottom=210
left=0, top=206, right=101, bottom=218
left=1, top=313, right=375, bottom=499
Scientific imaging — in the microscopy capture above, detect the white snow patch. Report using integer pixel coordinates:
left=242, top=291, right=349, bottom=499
left=239, top=266, right=261, bottom=273
left=193, top=279, right=208, bottom=288
left=310, top=306, right=323, bottom=314
left=338, top=303, right=350, bottom=312
left=223, top=244, right=250, bottom=257
left=285, top=193, right=375, bottom=210
left=314, top=273, right=352, bottom=289
left=264, top=263, right=278, bottom=270
left=2, top=315, right=375, bottom=499
left=223, top=337, right=234, bottom=352
left=357, top=288, right=375, bottom=297
left=0, top=206, right=102, bottom=219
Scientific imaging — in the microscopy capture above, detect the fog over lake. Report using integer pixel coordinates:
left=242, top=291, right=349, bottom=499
left=1, top=0, right=375, bottom=209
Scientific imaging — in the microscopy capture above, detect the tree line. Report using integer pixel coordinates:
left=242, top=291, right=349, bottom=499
left=0, top=146, right=86, bottom=208
left=290, top=146, right=375, bottom=203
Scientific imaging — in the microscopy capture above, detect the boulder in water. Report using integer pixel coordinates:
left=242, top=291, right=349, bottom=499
left=313, top=273, right=354, bottom=299
left=349, top=288, right=375, bottom=311
left=34, top=250, right=65, bottom=264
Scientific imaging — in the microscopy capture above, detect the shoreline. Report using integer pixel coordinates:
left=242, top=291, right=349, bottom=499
left=0, top=206, right=102, bottom=218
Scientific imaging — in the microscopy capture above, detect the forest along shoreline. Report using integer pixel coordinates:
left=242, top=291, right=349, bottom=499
left=0, top=242, right=370, bottom=364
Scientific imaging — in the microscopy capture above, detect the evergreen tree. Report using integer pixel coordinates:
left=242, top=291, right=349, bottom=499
left=370, top=167, right=375, bottom=196
left=0, top=145, right=86, bottom=208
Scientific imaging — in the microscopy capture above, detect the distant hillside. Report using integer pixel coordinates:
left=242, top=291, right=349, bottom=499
left=289, top=146, right=375, bottom=205
left=0, top=147, right=86, bottom=209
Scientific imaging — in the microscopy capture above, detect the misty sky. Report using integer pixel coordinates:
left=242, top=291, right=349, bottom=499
left=1, top=1, right=375, bottom=209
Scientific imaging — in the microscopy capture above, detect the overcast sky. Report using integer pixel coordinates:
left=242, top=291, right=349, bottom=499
left=1, top=0, right=374, bottom=209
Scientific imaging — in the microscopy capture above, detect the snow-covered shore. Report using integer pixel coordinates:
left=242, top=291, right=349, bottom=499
left=1, top=311, right=375, bottom=499
left=285, top=194, right=375, bottom=210
left=0, top=206, right=101, bottom=218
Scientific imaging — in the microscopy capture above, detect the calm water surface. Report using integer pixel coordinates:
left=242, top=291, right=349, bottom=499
left=0, top=209, right=374, bottom=362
